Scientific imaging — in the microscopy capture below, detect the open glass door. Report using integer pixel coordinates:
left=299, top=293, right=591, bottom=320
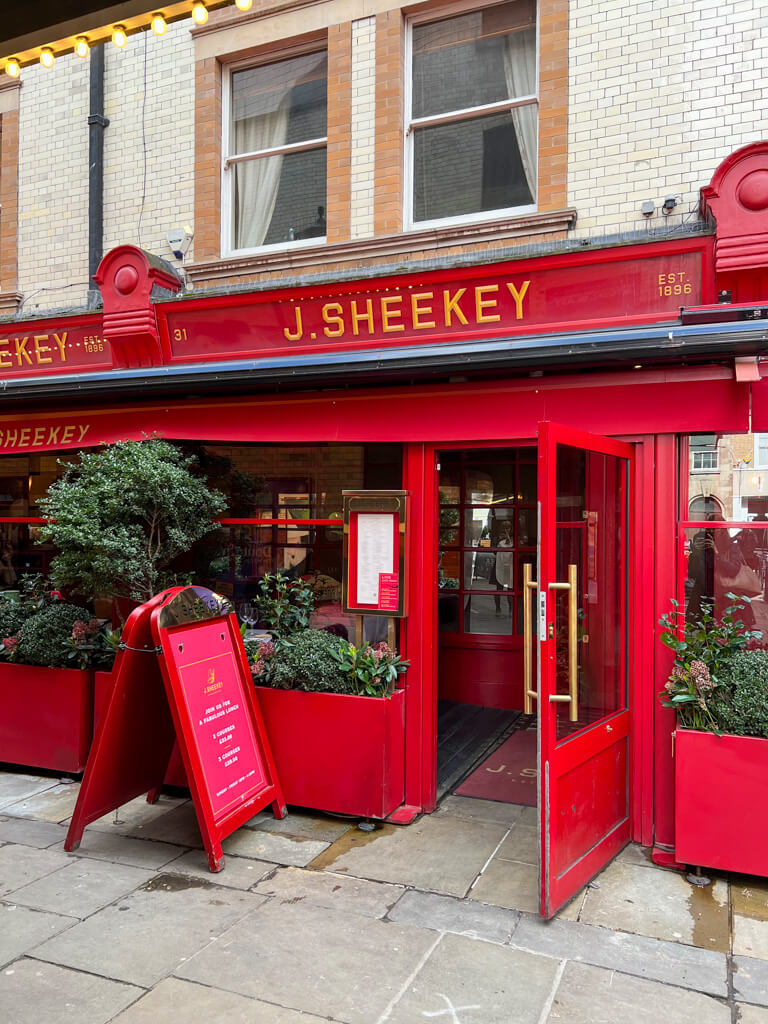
left=532, top=421, right=633, bottom=919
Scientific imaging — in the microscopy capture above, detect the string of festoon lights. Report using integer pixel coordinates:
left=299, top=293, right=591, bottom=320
left=4, top=0, right=255, bottom=77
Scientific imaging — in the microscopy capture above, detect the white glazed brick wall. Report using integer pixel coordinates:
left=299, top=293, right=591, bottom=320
left=568, top=0, right=768, bottom=235
left=103, top=21, right=195, bottom=266
left=16, top=21, right=194, bottom=314
left=349, top=16, right=376, bottom=240
left=17, top=54, right=90, bottom=313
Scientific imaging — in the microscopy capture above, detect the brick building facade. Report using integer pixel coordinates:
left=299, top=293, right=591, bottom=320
left=2, top=0, right=768, bottom=914
left=1, top=0, right=765, bottom=311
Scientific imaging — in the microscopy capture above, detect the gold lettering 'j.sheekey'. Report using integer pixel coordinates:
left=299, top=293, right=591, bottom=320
left=0, top=423, right=90, bottom=450
left=0, top=333, right=69, bottom=370
left=282, top=281, right=532, bottom=343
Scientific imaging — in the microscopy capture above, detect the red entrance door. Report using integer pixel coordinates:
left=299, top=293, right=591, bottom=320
left=535, top=422, right=633, bottom=918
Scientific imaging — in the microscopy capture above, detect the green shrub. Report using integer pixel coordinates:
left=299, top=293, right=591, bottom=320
left=255, top=572, right=314, bottom=638
left=0, top=598, right=35, bottom=642
left=15, top=603, right=90, bottom=669
left=713, top=650, right=768, bottom=738
left=263, top=629, right=352, bottom=694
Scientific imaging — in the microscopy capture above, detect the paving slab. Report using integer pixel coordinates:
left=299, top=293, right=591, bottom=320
left=386, top=931, right=560, bottom=1024
left=0, top=903, right=76, bottom=967
left=3, top=783, right=81, bottom=823
left=244, top=808, right=353, bottom=843
left=164, top=849, right=277, bottom=889
left=312, top=814, right=508, bottom=897
left=111, top=977, right=336, bottom=1023
left=0, top=816, right=69, bottom=849
left=578, top=859, right=730, bottom=951
left=51, top=831, right=184, bottom=870
left=737, top=1004, right=768, bottom=1023
left=120, top=802, right=203, bottom=848
left=733, top=880, right=768, bottom=960
left=0, top=957, right=142, bottom=1024
left=388, top=888, right=518, bottom=943
left=512, top=914, right=728, bottom=996
left=468, top=856, right=539, bottom=913
left=0, top=773, right=58, bottom=811
left=0, top=844, right=73, bottom=898
left=221, top=828, right=329, bottom=866
left=436, top=795, right=525, bottom=827
left=9, top=859, right=153, bottom=919
left=495, top=823, right=537, bottom=865
left=546, top=960, right=730, bottom=1023
left=176, top=898, right=438, bottom=1024
left=734, top=955, right=768, bottom=1006
left=617, top=843, right=657, bottom=868
left=83, top=794, right=189, bottom=836
left=31, top=874, right=264, bottom=988
left=253, top=865, right=404, bottom=918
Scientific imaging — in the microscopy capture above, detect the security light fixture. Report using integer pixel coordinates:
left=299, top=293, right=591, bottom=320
left=662, top=195, right=679, bottom=215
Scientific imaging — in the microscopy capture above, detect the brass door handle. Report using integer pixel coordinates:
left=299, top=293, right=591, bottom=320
left=522, top=562, right=538, bottom=715
left=547, top=564, right=578, bottom=723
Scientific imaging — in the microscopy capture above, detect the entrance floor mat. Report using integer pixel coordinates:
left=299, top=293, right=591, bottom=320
left=454, top=728, right=537, bottom=805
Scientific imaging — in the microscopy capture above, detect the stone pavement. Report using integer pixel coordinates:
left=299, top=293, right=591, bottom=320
left=0, top=770, right=767, bottom=1023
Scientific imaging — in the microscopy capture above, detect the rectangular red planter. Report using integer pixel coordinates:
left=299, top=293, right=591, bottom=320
left=675, top=728, right=768, bottom=876
left=0, top=663, right=94, bottom=773
left=254, top=686, right=405, bottom=819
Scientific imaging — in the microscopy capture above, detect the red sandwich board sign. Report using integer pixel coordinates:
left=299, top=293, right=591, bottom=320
left=65, top=586, right=286, bottom=871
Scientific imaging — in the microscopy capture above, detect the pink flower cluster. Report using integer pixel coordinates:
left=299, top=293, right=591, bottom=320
left=2, top=636, right=18, bottom=651
left=71, top=619, right=101, bottom=643
left=252, top=639, right=275, bottom=677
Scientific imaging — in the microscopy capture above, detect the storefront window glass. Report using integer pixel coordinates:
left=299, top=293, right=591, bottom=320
left=682, top=433, right=768, bottom=643
left=0, top=441, right=401, bottom=644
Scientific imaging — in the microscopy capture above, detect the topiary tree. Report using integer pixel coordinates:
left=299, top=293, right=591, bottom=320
left=38, top=438, right=227, bottom=609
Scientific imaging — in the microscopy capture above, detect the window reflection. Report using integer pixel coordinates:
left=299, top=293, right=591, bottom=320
left=437, top=447, right=535, bottom=636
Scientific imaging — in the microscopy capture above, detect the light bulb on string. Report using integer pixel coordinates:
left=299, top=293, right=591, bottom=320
left=75, top=37, right=90, bottom=58
left=191, top=2, right=208, bottom=24
left=151, top=13, right=168, bottom=36
left=40, top=48, right=55, bottom=69
left=112, top=24, right=128, bottom=48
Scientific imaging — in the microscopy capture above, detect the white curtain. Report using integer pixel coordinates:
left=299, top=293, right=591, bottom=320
left=503, top=27, right=537, bottom=199
left=234, top=93, right=291, bottom=249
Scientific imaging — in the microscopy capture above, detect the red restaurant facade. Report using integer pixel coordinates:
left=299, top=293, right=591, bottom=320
left=4, top=143, right=768, bottom=916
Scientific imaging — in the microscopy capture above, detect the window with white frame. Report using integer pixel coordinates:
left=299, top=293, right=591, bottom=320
left=407, top=1, right=537, bottom=227
left=691, top=449, right=719, bottom=472
left=225, top=50, right=328, bottom=252
left=755, top=433, right=768, bottom=469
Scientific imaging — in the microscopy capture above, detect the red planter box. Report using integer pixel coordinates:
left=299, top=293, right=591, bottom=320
left=254, top=686, right=406, bottom=819
left=675, top=728, right=768, bottom=876
left=0, top=663, right=94, bottom=773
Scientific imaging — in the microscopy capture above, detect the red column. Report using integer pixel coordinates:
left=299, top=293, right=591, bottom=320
left=389, top=442, right=438, bottom=821
left=652, top=434, right=682, bottom=864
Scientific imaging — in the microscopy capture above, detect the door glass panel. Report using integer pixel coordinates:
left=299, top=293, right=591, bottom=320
left=435, top=447, right=534, bottom=639
left=554, top=444, right=627, bottom=742
left=464, top=593, right=514, bottom=634
left=465, top=464, right=517, bottom=505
